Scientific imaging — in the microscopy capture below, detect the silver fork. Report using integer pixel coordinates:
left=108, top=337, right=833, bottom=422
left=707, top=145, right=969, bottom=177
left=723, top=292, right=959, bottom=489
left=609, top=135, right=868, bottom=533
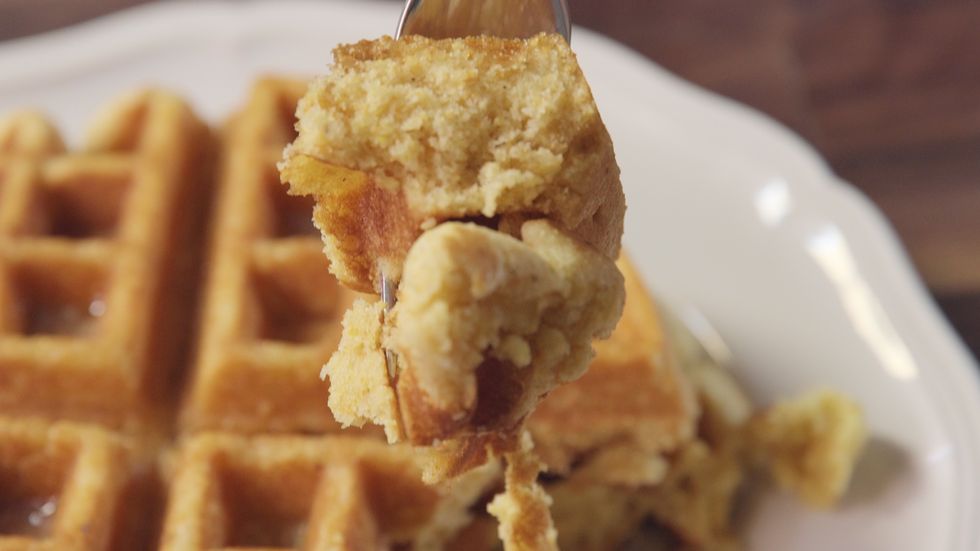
left=379, top=0, right=572, bottom=379
left=397, top=0, right=571, bottom=42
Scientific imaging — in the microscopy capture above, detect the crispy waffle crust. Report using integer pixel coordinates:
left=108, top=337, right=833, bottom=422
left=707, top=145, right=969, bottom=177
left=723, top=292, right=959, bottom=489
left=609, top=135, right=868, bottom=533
left=0, top=91, right=213, bottom=430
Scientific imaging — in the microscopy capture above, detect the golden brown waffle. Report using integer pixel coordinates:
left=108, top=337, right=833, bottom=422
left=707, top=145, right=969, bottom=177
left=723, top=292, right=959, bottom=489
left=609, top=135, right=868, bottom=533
left=159, top=432, right=498, bottom=550
left=180, top=78, right=366, bottom=434
left=0, top=417, right=151, bottom=551
left=0, top=91, right=212, bottom=430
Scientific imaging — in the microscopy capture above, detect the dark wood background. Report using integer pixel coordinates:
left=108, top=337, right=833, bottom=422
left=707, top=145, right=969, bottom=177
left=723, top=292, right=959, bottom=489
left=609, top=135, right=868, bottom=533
left=1, top=0, right=977, bottom=360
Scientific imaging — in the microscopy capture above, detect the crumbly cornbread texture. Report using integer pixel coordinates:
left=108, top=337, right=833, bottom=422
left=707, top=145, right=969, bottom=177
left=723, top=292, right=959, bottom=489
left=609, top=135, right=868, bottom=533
left=281, top=33, right=624, bottom=292
left=323, top=220, right=624, bottom=450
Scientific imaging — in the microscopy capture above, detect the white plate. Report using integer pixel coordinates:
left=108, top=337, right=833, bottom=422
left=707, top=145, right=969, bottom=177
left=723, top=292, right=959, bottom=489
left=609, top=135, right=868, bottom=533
left=1, top=2, right=978, bottom=549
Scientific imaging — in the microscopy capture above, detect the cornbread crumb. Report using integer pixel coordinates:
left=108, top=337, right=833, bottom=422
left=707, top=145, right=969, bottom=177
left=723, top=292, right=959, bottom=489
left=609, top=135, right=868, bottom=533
left=748, top=389, right=867, bottom=508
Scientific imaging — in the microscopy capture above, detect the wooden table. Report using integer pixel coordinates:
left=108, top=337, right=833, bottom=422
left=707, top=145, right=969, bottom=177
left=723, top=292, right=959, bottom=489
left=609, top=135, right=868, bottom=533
left=2, top=0, right=977, bottom=359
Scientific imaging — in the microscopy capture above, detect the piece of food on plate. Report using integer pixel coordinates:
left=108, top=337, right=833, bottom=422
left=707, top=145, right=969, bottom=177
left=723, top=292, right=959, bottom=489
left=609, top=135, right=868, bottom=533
left=280, top=33, right=626, bottom=475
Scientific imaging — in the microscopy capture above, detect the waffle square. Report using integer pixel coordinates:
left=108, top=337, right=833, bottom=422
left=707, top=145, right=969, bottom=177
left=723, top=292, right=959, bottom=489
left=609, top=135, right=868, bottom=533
left=0, top=92, right=213, bottom=430
left=0, top=417, right=141, bottom=551
left=180, top=78, right=366, bottom=434
left=159, top=432, right=489, bottom=550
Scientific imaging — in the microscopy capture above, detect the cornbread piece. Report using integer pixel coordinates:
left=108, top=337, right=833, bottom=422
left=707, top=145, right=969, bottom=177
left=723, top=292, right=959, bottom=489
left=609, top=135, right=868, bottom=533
left=0, top=417, right=144, bottom=551
left=528, top=255, right=699, bottom=482
left=159, top=432, right=499, bottom=551
left=281, top=33, right=624, bottom=292
left=323, top=221, right=624, bottom=450
left=0, top=91, right=213, bottom=430
left=181, top=78, right=367, bottom=434
left=747, top=389, right=867, bottom=508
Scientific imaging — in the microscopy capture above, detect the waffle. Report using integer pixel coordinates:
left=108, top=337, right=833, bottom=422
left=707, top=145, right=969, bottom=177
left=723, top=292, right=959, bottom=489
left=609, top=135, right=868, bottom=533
left=0, top=91, right=213, bottom=430
left=323, top=221, right=625, bottom=456
left=0, top=417, right=153, bottom=551
left=180, top=78, right=367, bottom=434
left=159, top=432, right=500, bottom=550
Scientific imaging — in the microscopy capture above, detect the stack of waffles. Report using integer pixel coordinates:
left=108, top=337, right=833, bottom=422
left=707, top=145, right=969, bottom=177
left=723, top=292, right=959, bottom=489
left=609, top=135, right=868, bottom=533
left=0, top=79, right=862, bottom=550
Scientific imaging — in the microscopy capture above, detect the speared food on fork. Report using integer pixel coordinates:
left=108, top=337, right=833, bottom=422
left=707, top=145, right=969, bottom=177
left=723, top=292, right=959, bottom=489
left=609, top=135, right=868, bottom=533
left=279, top=33, right=626, bottom=479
